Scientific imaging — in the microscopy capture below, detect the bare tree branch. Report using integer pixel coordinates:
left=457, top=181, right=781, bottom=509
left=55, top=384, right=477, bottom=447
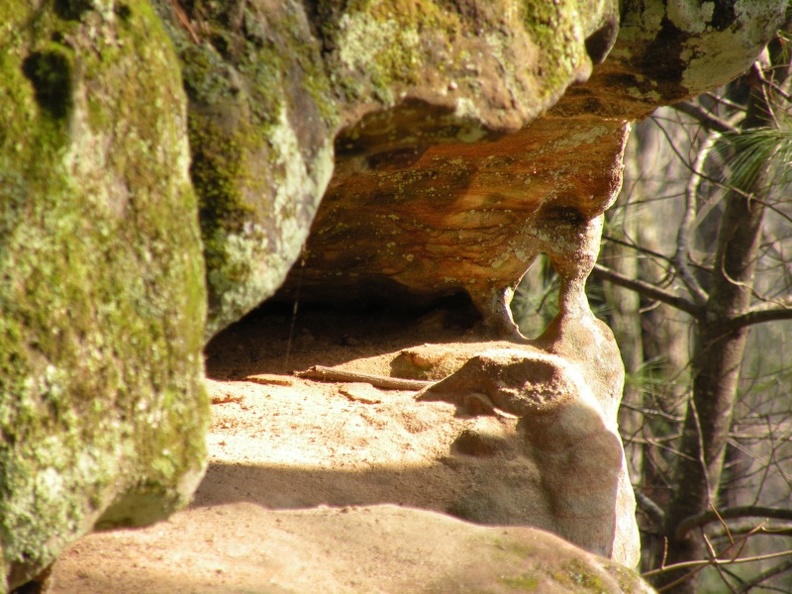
left=591, top=264, right=703, bottom=317
left=735, top=558, right=792, bottom=594
left=703, top=91, right=746, bottom=112
left=710, top=524, right=792, bottom=539
left=723, top=305, right=792, bottom=333
left=636, top=490, right=666, bottom=527
left=293, top=365, right=431, bottom=390
left=651, top=547, right=792, bottom=571
left=602, top=234, right=676, bottom=265
left=673, top=101, right=741, bottom=135
left=677, top=127, right=716, bottom=306
left=755, top=62, right=792, bottom=104
left=675, top=506, right=792, bottom=540
left=647, top=539, right=792, bottom=592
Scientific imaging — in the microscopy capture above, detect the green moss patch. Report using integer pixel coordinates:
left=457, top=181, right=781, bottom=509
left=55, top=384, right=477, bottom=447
left=0, top=1, right=208, bottom=587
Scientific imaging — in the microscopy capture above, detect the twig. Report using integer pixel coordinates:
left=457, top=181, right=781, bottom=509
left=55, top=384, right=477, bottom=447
left=735, top=557, right=792, bottom=593
left=675, top=506, right=792, bottom=540
left=601, top=234, right=676, bottom=266
left=703, top=92, right=745, bottom=112
left=171, top=0, right=200, bottom=44
left=702, top=531, right=740, bottom=594
left=677, top=127, right=716, bottom=306
left=651, top=524, right=774, bottom=591
left=635, top=490, right=666, bottom=527
left=591, top=264, right=703, bottom=317
left=709, top=524, right=792, bottom=539
left=673, top=101, right=741, bottom=135
left=294, top=365, right=433, bottom=391
left=645, top=546, right=792, bottom=578
left=755, top=63, right=792, bottom=104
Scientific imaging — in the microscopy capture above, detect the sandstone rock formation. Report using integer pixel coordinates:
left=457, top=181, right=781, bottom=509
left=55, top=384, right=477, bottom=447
left=555, top=0, right=788, bottom=119
left=52, top=504, right=655, bottom=594
left=152, top=0, right=622, bottom=337
left=281, top=113, right=630, bottom=338
left=46, top=314, right=653, bottom=592
left=416, top=340, right=636, bottom=562
left=1, top=0, right=788, bottom=591
left=269, top=0, right=786, bottom=337
left=0, top=3, right=207, bottom=590
left=150, top=0, right=339, bottom=338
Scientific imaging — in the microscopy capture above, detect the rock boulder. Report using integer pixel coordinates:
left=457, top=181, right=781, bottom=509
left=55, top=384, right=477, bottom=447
left=0, top=3, right=208, bottom=589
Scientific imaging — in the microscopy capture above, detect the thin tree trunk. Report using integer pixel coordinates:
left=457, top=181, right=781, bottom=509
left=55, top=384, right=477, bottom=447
left=654, top=69, right=781, bottom=593
left=657, top=192, right=764, bottom=592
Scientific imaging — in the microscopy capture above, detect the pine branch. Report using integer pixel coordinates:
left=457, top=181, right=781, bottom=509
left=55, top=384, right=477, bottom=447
left=590, top=264, right=703, bottom=317
left=647, top=117, right=783, bottom=213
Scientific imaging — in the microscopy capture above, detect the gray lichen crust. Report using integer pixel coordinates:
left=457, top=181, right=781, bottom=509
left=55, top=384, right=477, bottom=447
left=0, top=1, right=208, bottom=589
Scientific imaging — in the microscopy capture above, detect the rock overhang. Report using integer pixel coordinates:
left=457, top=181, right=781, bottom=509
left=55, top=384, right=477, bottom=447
left=266, top=0, right=787, bottom=336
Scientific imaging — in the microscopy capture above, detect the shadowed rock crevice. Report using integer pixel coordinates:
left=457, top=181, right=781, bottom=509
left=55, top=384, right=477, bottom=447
left=21, top=51, right=73, bottom=120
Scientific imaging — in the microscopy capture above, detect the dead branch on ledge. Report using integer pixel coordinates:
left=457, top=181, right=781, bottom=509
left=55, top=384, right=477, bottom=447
left=294, top=365, right=433, bottom=391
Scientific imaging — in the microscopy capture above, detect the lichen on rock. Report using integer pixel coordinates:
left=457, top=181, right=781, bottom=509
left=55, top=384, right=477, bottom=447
left=555, top=0, right=789, bottom=118
left=319, top=0, right=613, bottom=126
left=0, top=1, right=207, bottom=589
left=152, top=0, right=337, bottom=339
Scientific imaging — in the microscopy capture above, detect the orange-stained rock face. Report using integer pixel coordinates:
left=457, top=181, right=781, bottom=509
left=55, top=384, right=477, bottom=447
left=277, top=106, right=629, bottom=335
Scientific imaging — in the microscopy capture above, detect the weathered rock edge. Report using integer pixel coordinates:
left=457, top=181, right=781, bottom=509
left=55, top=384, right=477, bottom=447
left=153, top=0, right=622, bottom=337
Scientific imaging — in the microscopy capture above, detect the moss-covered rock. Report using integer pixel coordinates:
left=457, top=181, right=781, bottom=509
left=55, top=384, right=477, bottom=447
left=556, top=0, right=789, bottom=118
left=151, top=0, right=338, bottom=338
left=0, top=1, right=208, bottom=589
left=1, top=0, right=786, bottom=588
left=317, top=0, right=616, bottom=128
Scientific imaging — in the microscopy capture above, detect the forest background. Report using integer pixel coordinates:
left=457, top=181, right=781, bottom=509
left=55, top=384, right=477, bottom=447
left=514, top=20, right=792, bottom=594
